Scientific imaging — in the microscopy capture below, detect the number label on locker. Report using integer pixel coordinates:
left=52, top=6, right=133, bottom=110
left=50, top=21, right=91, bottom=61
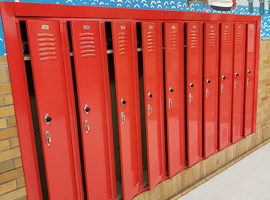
left=70, top=21, right=113, bottom=200
left=244, top=23, right=256, bottom=137
left=164, top=22, right=186, bottom=177
left=142, top=22, right=166, bottom=190
left=186, top=23, right=203, bottom=167
left=204, top=23, right=219, bottom=158
left=26, top=20, right=77, bottom=199
left=219, top=23, right=233, bottom=150
left=112, top=21, right=141, bottom=200
left=232, top=23, right=246, bottom=143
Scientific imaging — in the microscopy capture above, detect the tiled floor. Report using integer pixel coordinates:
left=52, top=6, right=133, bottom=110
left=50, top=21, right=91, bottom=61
left=178, top=142, right=270, bottom=200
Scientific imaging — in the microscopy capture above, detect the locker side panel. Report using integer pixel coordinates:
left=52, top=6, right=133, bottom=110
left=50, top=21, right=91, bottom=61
left=232, top=23, right=246, bottom=143
left=142, top=22, right=165, bottom=190
left=164, top=22, right=186, bottom=177
left=111, top=21, right=140, bottom=200
left=70, top=21, right=113, bottom=200
left=26, top=20, right=77, bottom=199
left=219, top=23, right=233, bottom=150
left=244, top=23, right=256, bottom=137
left=186, top=23, right=203, bottom=167
left=204, top=23, right=219, bottom=158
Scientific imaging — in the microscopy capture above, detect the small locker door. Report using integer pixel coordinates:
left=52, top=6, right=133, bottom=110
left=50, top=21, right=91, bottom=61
left=232, top=23, right=246, bottom=143
left=111, top=22, right=141, bottom=200
left=164, top=22, right=186, bottom=177
left=204, top=23, right=219, bottom=158
left=244, top=23, right=256, bottom=137
left=186, top=23, right=203, bottom=167
left=26, top=20, right=77, bottom=199
left=142, top=22, right=165, bottom=190
left=219, top=23, right=233, bottom=150
left=70, top=21, right=113, bottom=200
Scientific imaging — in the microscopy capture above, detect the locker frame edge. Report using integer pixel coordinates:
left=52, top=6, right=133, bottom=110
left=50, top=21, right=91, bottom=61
left=0, top=2, right=261, bottom=200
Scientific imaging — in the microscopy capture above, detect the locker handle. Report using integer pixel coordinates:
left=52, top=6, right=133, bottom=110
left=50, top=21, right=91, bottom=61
left=169, top=98, right=172, bottom=109
left=44, top=113, right=52, bottom=125
left=148, top=104, right=152, bottom=116
left=234, top=81, right=237, bottom=89
left=85, top=120, right=89, bottom=133
left=121, top=112, right=125, bottom=124
left=189, top=93, right=193, bottom=103
left=206, top=89, right=209, bottom=98
left=45, top=131, right=51, bottom=146
left=221, top=85, right=225, bottom=93
left=247, top=78, right=250, bottom=86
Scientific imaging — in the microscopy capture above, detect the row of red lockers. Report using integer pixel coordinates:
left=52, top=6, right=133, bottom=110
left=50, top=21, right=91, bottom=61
left=26, top=19, right=257, bottom=200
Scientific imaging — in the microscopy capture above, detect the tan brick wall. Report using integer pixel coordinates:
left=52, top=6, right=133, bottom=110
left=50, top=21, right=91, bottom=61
left=0, top=55, right=26, bottom=200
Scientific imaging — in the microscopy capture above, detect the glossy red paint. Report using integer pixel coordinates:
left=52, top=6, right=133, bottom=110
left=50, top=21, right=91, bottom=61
left=232, top=23, right=246, bottom=143
left=70, top=21, right=114, bottom=200
left=219, top=23, right=234, bottom=150
left=186, top=22, right=203, bottom=167
left=141, top=22, right=166, bottom=190
left=26, top=20, right=77, bottom=199
left=244, top=23, right=256, bottom=137
left=111, top=21, right=142, bottom=200
left=204, top=23, right=219, bottom=158
left=164, top=22, right=186, bottom=177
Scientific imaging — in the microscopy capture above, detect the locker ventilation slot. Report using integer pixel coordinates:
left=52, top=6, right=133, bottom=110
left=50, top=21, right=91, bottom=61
left=80, top=32, right=97, bottom=57
left=169, top=30, right=178, bottom=51
left=37, top=33, right=57, bottom=61
left=208, top=30, right=215, bottom=47
left=147, top=31, right=156, bottom=52
left=118, top=32, right=129, bottom=55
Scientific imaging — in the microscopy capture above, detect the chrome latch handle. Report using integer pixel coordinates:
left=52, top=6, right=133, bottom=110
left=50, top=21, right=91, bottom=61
left=46, top=131, right=51, bottom=146
left=148, top=104, right=152, bottom=116
left=121, top=112, right=125, bottom=124
left=247, top=78, right=250, bottom=86
left=85, top=120, right=89, bottom=133
left=189, top=93, right=193, bottom=103
left=234, top=81, right=237, bottom=89
left=169, top=98, right=172, bottom=109
left=206, top=88, right=209, bottom=98
left=221, top=85, right=224, bottom=93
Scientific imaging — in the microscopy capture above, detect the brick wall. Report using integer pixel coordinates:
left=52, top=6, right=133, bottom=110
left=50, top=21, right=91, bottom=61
left=0, top=38, right=270, bottom=200
left=0, top=56, right=26, bottom=200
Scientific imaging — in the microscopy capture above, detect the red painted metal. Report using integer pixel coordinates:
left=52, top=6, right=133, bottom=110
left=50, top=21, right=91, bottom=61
left=26, top=20, right=77, bottom=199
left=219, top=23, right=234, bottom=150
left=204, top=23, right=219, bottom=158
left=186, top=22, right=203, bottom=167
left=244, top=23, right=256, bottom=137
left=111, top=21, right=141, bottom=200
left=164, top=22, right=186, bottom=177
left=141, top=22, right=165, bottom=190
left=70, top=21, right=114, bottom=200
left=232, top=23, right=246, bottom=143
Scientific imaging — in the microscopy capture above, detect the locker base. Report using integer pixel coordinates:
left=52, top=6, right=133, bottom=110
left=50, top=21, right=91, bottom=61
left=188, top=157, right=204, bottom=168
left=219, top=143, right=232, bottom=151
left=232, top=136, right=243, bottom=144
left=204, top=149, right=219, bottom=159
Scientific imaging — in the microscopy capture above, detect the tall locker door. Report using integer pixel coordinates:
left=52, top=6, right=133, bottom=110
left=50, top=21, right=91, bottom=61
left=164, top=22, right=186, bottom=177
left=204, top=23, right=219, bottom=158
left=141, top=22, right=165, bottom=190
left=232, top=23, right=246, bottom=143
left=111, top=22, right=141, bottom=200
left=70, top=21, right=113, bottom=200
left=244, top=23, right=256, bottom=137
left=219, top=23, right=233, bottom=150
left=186, top=23, right=203, bottom=167
left=26, top=20, right=77, bottom=199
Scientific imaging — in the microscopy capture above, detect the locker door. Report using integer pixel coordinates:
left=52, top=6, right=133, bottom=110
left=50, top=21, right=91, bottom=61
left=204, top=23, right=219, bottom=158
left=186, top=23, right=203, bottom=167
left=164, top=22, right=185, bottom=177
left=232, top=23, right=246, bottom=143
left=244, top=23, right=256, bottom=137
left=111, top=22, right=141, bottom=200
left=219, top=23, right=233, bottom=150
left=26, top=20, right=77, bottom=199
left=141, top=22, right=165, bottom=190
left=70, top=21, right=113, bottom=200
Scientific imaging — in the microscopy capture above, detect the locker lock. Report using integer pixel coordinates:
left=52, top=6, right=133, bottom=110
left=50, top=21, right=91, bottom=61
left=44, top=113, right=52, bottom=125
left=84, top=104, right=91, bottom=114
left=190, top=83, right=194, bottom=88
left=222, top=76, right=226, bottom=81
left=248, top=70, right=251, bottom=74
left=207, top=79, right=211, bottom=84
left=169, top=87, right=174, bottom=94
left=121, top=98, right=127, bottom=106
left=235, top=72, right=239, bottom=77
left=148, top=92, right=153, bottom=99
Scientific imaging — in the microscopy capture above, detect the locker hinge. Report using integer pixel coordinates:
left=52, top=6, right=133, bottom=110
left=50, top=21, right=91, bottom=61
left=121, top=112, right=125, bottom=124
left=45, top=131, right=51, bottom=146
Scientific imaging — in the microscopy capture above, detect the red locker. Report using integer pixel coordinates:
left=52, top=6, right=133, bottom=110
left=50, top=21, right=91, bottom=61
left=26, top=20, right=77, bottom=199
left=164, top=22, right=185, bottom=177
left=219, top=23, right=233, bottom=150
left=204, top=23, right=219, bottom=158
left=232, top=23, right=246, bottom=143
left=186, top=23, right=203, bottom=167
left=244, top=23, right=256, bottom=137
left=70, top=21, right=114, bottom=200
left=141, top=22, right=165, bottom=190
left=111, top=21, right=141, bottom=200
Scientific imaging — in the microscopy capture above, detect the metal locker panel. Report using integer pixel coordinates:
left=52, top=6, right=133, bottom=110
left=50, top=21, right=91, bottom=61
left=26, top=20, right=77, bottom=199
left=219, top=23, right=233, bottom=150
left=244, top=23, right=256, bottom=137
left=70, top=21, right=113, bottom=200
left=111, top=21, right=140, bottom=200
left=186, top=23, right=203, bottom=167
left=232, top=23, right=246, bottom=143
left=142, top=22, right=165, bottom=190
left=204, top=23, right=219, bottom=158
left=164, top=22, right=186, bottom=177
